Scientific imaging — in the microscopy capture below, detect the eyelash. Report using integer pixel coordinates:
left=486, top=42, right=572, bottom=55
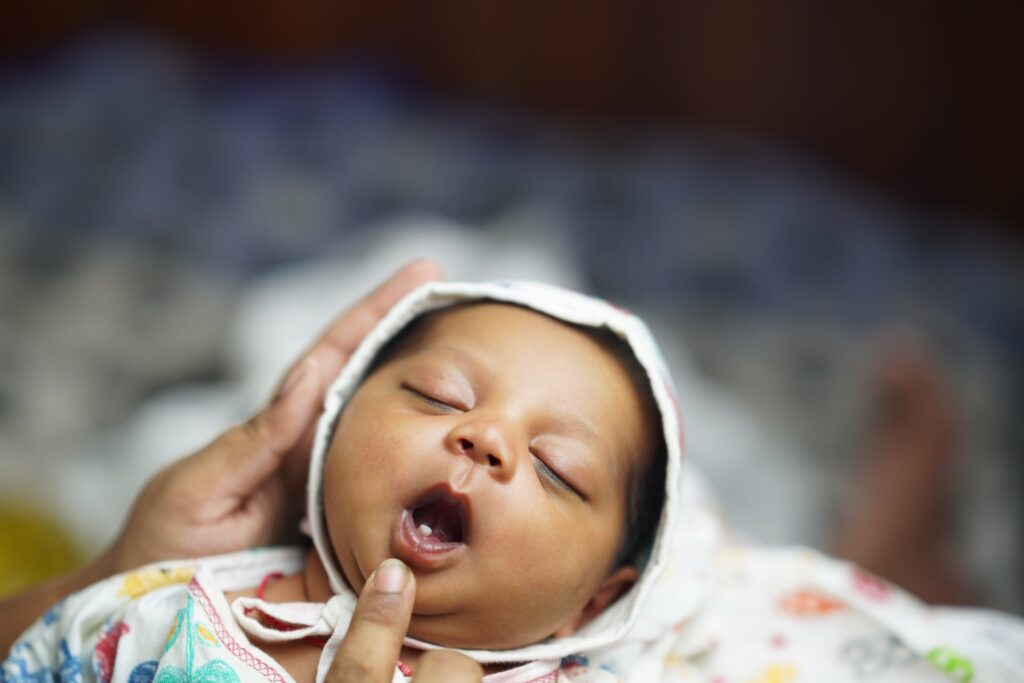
left=403, top=384, right=585, bottom=501
left=402, top=384, right=457, bottom=412
left=532, top=452, right=585, bottom=501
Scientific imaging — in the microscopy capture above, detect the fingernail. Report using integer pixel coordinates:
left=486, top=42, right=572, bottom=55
left=276, top=357, right=313, bottom=400
left=373, top=558, right=410, bottom=593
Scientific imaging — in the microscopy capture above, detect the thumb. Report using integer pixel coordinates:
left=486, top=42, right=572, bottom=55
left=192, top=355, right=324, bottom=501
left=327, top=559, right=415, bottom=683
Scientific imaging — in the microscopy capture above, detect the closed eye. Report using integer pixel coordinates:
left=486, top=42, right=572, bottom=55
left=531, top=452, right=586, bottom=502
left=401, top=383, right=458, bottom=412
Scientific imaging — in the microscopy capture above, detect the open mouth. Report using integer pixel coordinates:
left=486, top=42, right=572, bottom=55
left=392, top=485, right=472, bottom=570
left=408, top=488, right=468, bottom=545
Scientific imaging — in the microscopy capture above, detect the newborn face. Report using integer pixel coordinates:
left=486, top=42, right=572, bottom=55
left=323, top=303, right=652, bottom=649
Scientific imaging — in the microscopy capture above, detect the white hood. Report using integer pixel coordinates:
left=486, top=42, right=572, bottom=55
left=307, top=280, right=686, bottom=664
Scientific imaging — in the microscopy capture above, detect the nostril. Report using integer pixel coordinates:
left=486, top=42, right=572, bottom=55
left=487, top=454, right=499, bottom=467
left=458, top=438, right=473, bottom=452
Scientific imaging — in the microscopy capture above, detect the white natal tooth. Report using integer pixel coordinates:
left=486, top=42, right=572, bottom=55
left=417, top=523, right=433, bottom=537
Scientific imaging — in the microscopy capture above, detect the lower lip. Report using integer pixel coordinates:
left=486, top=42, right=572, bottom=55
left=392, top=509, right=467, bottom=572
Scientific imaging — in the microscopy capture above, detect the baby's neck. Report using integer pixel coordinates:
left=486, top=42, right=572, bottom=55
left=299, top=546, right=336, bottom=603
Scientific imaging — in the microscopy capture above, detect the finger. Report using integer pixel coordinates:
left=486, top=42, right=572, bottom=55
left=233, top=469, right=289, bottom=546
left=327, top=559, right=415, bottom=683
left=182, top=355, right=323, bottom=510
left=413, top=651, right=483, bottom=683
left=319, top=259, right=443, bottom=355
left=278, top=259, right=443, bottom=398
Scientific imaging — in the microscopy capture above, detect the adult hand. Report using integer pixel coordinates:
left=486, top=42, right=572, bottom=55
left=1, top=260, right=442, bottom=653
left=326, top=559, right=483, bottom=683
left=108, top=259, right=443, bottom=572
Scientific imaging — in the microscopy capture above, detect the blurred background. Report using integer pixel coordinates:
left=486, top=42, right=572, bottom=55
left=1, top=3, right=1021, bottom=615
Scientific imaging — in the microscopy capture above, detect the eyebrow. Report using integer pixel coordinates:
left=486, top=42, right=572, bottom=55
left=409, top=344, right=492, bottom=383
left=426, top=343, right=488, bottom=368
left=548, top=411, right=602, bottom=449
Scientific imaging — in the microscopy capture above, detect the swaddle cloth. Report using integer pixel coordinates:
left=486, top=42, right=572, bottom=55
left=244, top=280, right=1024, bottom=682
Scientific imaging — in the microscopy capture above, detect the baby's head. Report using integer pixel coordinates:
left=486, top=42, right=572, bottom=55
left=308, top=282, right=680, bottom=660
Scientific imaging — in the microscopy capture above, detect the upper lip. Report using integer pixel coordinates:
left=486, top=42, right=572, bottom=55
left=407, top=483, right=473, bottom=544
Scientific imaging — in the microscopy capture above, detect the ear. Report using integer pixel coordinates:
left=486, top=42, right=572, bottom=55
left=552, top=565, right=639, bottom=638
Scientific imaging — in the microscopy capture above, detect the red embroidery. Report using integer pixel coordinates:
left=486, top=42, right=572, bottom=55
left=189, top=578, right=288, bottom=683
left=205, top=573, right=413, bottom=679
left=93, top=621, right=130, bottom=683
left=255, top=572, right=285, bottom=600
left=524, top=675, right=558, bottom=683
left=852, top=568, right=891, bottom=602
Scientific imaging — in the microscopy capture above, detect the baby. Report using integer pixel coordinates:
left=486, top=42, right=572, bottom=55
left=7, top=280, right=1023, bottom=683
left=314, top=301, right=664, bottom=647
left=4, top=280, right=682, bottom=683
left=229, top=283, right=677, bottom=683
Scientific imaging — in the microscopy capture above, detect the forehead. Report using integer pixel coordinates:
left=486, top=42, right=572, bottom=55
left=410, top=303, right=627, bottom=388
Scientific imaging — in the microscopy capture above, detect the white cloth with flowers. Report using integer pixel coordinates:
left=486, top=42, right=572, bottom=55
left=5, top=487, right=1024, bottom=683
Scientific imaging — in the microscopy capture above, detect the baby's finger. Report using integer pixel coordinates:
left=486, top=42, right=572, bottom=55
left=412, top=651, right=483, bottom=683
left=326, top=559, right=415, bottom=683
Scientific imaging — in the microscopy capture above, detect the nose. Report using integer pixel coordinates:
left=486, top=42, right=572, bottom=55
left=446, top=418, right=516, bottom=480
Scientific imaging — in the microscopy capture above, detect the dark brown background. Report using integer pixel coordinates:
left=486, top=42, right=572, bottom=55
left=4, top=1, right=1022, bottom=235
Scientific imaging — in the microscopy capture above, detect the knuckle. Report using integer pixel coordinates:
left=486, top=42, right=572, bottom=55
left=240, top=414, right=269, bottom=444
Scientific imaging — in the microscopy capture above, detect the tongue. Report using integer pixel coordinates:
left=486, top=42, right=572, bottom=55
left=414, top=500, right=462, bottom=543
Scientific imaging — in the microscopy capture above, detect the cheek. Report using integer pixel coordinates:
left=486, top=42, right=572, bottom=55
left=324, top=433, right=397, bottom=537
left=458, top=517, right=613, bottom=644
left=328, top=412, right=413, bottom=488
left=481, top=498, right=616, bottom=594
left=324, top=409, right=455, bottom=520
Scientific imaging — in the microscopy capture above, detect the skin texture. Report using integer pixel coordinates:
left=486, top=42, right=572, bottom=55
left=314, top=303, right=651, bottom=650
